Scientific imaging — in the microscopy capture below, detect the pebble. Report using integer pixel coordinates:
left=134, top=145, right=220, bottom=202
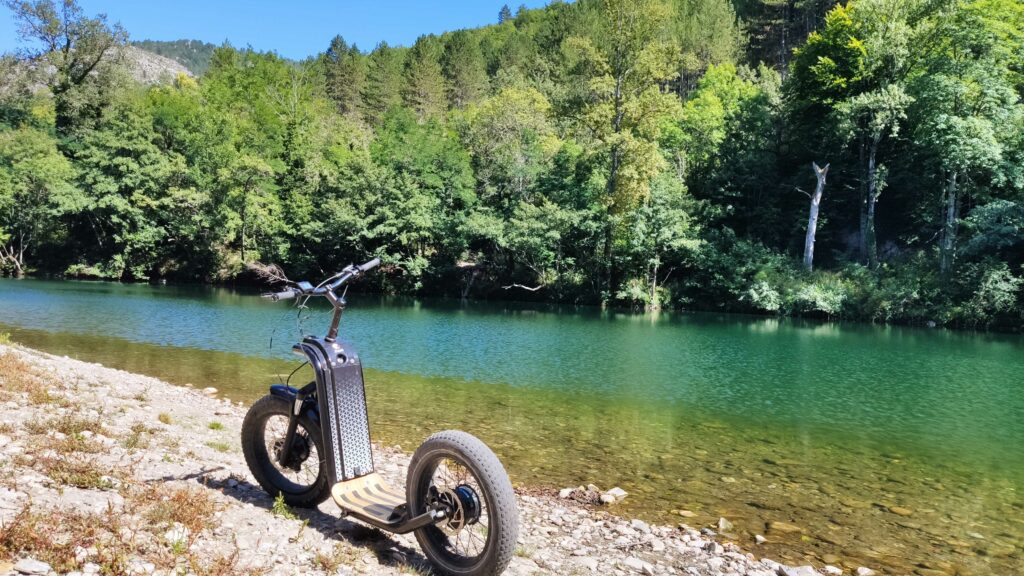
left=778, top=567, right=820, bottom=576
left=855, top=568, right=876, bottom=576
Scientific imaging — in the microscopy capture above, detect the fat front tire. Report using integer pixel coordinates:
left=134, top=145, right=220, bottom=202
left=240, top=394, right=330, bottom=508
left=407, top=430, right=519, bottom=576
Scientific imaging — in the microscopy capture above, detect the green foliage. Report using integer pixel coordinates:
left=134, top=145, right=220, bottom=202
left=0, top=0, right=1022, bottom=329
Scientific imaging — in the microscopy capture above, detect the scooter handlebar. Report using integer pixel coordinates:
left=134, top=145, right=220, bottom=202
left=357, top=257, right=381, bottom=273
left=261, top=289, right=298, bottom=301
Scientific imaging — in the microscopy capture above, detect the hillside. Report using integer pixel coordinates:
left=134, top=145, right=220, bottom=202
left=122, top=46, right=193, bottom=83
left=131, top=39, right=218, bottom=75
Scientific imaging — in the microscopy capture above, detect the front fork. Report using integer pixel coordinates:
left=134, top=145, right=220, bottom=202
left=271, top=382, right=317, bottom=468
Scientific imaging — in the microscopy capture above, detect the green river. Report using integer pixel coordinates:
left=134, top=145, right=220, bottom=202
left=0, top=278, right=1021, bottom=574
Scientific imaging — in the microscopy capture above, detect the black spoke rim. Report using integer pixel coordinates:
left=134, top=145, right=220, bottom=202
left=421, top=455, right=492, bottom=564
left=262, top=414, right=320, bottom=493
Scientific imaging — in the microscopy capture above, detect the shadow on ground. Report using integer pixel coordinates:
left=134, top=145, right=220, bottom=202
left=159, top=466, right=432, bottom=574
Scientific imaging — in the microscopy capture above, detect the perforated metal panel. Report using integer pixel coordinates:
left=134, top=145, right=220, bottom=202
left=301, top=338, right=375, bottom=484
left=330, top=360, right=373, bottom=478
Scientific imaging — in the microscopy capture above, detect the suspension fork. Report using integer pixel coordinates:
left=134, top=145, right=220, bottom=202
left=276, top=381, right=317, bottom=467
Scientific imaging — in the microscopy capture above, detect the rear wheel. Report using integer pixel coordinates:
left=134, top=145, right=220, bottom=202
left=241, top=394, right=329, bottom=508
left=407, top=431, right=518, bottom=576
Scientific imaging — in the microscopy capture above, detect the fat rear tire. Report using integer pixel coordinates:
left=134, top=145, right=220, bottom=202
left=241, top=394, right=330, bottom=508
left=407, top=430, right=519, bottom=576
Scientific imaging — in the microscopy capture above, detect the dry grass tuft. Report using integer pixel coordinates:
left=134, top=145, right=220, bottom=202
left=48, top=432, right=105, bottom=455
left=0, top=352, right=70, bottom=406
left=123, top=422, right=157, bottom=450
left=128, top=483, right=218, bottom=536
left=157, top=412, right=172, bottom=425
left=0, top=503, right=132, bottom=574
left=32, top=454, right=119, bottom=490
left=313, top=543, right=357, bottom=573
left=25, top=413, right=104, bottom=437
left=187, top=544, right=268, bottom=576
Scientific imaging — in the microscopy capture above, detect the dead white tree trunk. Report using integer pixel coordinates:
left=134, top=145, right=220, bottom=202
left=940, top=170, right=958, bottom=277
left=803, top=162, right=829, bottom=271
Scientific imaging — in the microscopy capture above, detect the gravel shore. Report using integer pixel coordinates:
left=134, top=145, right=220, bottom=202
left=0, top=344, right=836, bottom=576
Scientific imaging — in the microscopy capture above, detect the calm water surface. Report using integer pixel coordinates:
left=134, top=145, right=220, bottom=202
left=1, top=278, right=1021, bottom=574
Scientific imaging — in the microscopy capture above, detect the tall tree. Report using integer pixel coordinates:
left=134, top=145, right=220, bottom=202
left=402, top=35, right=447, bottom=119
left=3, top=0, right=127, bottom=136
left=323, top=35, right=365, bottom=119
left=669, top=0, right=744, bottom=95
left=0, top=127, right=78, bottom=275
left=443, top=30, right=490, bottom=108
left=911, top=1, right=1017, bottom=277
left=791, top=0, right=915, bottom=267
left=499, top=4, right=513, bottom=23
left=361, top=42, right=406, bottom=124
left=562, top=0, right=679, bottom=296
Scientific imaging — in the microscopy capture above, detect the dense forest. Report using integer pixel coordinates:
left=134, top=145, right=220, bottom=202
left=1, top=0, right=1022, bottom=328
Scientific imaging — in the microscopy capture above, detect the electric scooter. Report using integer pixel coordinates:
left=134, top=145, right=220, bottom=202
left=241, top=258, right=518, bottom=576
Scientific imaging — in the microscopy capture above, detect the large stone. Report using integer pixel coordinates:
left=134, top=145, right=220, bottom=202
left=559, top=487, right=575, bottom=499
left=622, top=556, right=653, bottom=574
left=718, top=517, right=734, bottom=532
left=855, top=568, right=877, bottom=576
left=14, top=558, right=51, bottom=575
left=604, top=487, right=628, bottom=501
left=887, top=506, right=913, bottom=517
left=630, top=518, right=650, bottom=533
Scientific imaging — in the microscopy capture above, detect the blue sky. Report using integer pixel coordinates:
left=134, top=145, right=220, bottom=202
left=0, top=1, right=552, bottom=59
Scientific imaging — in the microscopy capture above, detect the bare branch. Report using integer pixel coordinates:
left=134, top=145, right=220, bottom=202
left=246, top=261, right=292, bottom=285
left=502, top=283, right=545, bottom=292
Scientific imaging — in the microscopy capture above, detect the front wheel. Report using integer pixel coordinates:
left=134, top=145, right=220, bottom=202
left=241, top=394, right=329, bottom=508
left=407, top=431, right=519, bottom=576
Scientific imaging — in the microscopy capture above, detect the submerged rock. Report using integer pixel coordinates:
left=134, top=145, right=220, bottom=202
left=768, top=520, right=803, bottom=534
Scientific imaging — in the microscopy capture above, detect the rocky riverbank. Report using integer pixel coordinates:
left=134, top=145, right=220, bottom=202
left=0, top=343, right=846, bottom=576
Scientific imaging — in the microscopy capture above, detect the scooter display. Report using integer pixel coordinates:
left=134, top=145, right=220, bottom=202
left=241, top=258, right=518, bottom=576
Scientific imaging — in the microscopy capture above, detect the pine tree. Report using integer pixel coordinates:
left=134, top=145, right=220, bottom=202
left=499, top=4, right=513, bottom=23
left=402, top=35, right=447, bottom=119
left=323, top=35, right=365, bottom=119
left=361, top=42, right=406, bottom=124
left=442, top=30, right=490, bottom=108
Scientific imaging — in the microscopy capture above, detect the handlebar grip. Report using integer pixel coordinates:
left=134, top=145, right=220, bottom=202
left=261, top=289, right=297, bottom=302
left=358, top=257, right=381, bottom=273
